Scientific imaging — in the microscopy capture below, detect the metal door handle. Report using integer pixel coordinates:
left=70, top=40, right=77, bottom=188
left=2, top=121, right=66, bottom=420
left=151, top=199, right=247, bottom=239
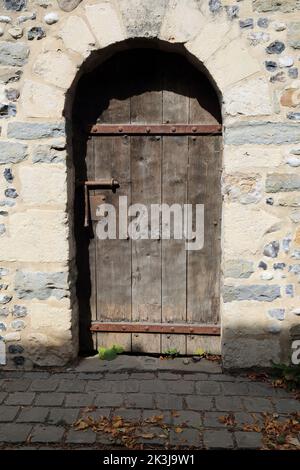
left=79, top=179, right=119, bottom=228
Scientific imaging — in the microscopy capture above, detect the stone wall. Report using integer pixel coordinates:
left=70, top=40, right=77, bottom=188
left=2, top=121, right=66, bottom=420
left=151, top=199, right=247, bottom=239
left=0, top=0, right=299, bottom=369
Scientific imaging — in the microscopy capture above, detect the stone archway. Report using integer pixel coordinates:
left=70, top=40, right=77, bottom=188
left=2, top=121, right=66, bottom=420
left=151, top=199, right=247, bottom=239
left=1, top=0, right=299, bottom=369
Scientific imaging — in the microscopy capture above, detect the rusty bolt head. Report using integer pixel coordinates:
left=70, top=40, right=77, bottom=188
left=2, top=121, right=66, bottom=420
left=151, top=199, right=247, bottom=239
left=171, top=126, right=176, bottom=133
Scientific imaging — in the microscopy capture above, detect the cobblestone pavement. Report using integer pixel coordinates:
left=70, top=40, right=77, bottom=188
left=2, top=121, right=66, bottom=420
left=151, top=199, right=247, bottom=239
left=0, top=356, right=299, bottom=450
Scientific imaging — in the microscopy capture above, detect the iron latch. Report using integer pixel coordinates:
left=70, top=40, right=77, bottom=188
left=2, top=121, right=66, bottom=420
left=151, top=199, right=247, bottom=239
left=77, top=179, right=119, bottom=227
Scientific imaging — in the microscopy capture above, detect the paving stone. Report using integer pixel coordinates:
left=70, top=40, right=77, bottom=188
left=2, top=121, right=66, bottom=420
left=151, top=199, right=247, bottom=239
left=65, top=393, right=95, bottom=407
left=5, top=392, right=35, bottom=406
left=104, top=373, right=129, bottom=381
left=110, top=380, right=140, bottom=393
left=195, top=381, right=221, bottom=395
left=112, top=408, right=142, bottom=422
left=173, top=410, right=202, bottom=428
left=2, top=378, right=31, bottom=392
left=86, top=408, right=111, bottom=420
left=0, top=391, right=7, bottom=404
left=235, top=431, right=263, bottom=449
left=78, top=373, right=105, bottom=380
left=184, top=373, right=208, bottom=380
left=222, top=382, right=249, bottom=395
left=139, top=380, right=166, bottom=393
left=48, top=408, right=80, bottom=425
left=155, top=394, right=183, bottom=410
left=247, top=382, right=277, bottom=396
left=65, top=429, right=96, bottom=444
left=35, top=393, right=65, bottom=407
left=94, top=393, right=123, bottom=408
left=29, top=379, right=58, bottom=392
left=23, top=372, right=50, bottom=380
left=30, top=425, right=65, bottom=443
left=125, top=393, right=154, bottom=409
left=215, top=397, right=243, bottom=411
left=130, top=372, right=156, bottom=380
left=203, top=430, right=234, bottom=449
left=0, top=405, right=19, bottom=422
left=185, top=396, right=213, bottom=411
left=203, top=412, right=232, bottom=428
left=96, top=432, right=116, bottom=445
left=234, top=412, right=264, bottom=429
left=85, top=380, right=112, bottom=392
left=57, top=380, right=86, bottom=393
left=169, top=428, right=201, bottom=447
left=158, top=373, right=182, bottom=380
left=137, top=426, right=168, bottom=446
left=17, top=407, right=49, bottom=423
left=0, top=423, right=32, bottom=443
left=143, top=410, right=172, bottom=425
left=242, top=397, right=274, bottom=412
left=274, top=398, right=300, bottom=413
left=165, top=380, right=195, bottom=394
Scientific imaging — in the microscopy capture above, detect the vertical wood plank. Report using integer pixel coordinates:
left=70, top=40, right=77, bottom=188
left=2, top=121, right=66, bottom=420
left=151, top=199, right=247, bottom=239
left=161, top=63, right=189, bottom=354
left=186, top=135, right=221, bottom=327
left=131, top=136, right=162, bottom=353
left=161, top=136, right=188, bottom=355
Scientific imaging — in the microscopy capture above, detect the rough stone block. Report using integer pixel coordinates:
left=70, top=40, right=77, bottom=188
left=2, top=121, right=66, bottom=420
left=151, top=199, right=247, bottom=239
left=7, top=122, right=65, bottom=140
left=288, top=22, right=300, bottom=49
left=85, top=3, right=125, bottom=47
left=60, top=15, right=96, bottom=57
left=19, top=166, right=66, bottom=205
left=118, top=0, right=168, bottom=38
left=0, top=42, right=29, bottom=66
left=0, top=141, right=27, bottom=164
left=266, top=174, right=300, bottom=193
left=223, top=285, right=281, bottom=302
left=33, top=51, right=76, bottom=89
left=225, top=123, right=300, bottom=145
left=225, top=260, right=254, bottom=279
left=185, top=396, right=212, bottom=411
left=15, top=271, right=68, bottom=300
left=21, top=80, right=64, bottom=118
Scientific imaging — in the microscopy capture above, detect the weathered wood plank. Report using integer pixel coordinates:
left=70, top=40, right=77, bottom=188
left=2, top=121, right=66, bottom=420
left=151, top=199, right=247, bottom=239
left=187, top=135, right=221, bottom=325
left=131, top=136, right=162, bottom=352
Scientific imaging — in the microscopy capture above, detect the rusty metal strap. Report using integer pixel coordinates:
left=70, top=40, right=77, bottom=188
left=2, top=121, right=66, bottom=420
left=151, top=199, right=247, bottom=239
left=90, top=322, right=220, bottom=335
left=87, top=124, right=222, bottom=136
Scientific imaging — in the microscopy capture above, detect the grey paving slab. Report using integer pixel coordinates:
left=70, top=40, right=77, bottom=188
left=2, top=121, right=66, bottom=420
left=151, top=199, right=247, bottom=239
left=169, top=428, right=202, bottom=447
left=235, top=431, right=263, bottom=449
left=65, top=429, right=96, bottom=444
left=48, top=408, right=80, bottom=425
left=172, top=410, right=202, bottom=428
left=203, top=430, right=235, bottom=449
left=57, top=379, right=86, bottom=393
left=35, top=393, right=65, bottom=407
left=185, top=396, right=213, bottom=411
left=5, top=392, right=35, bottom=406
left=1, top=379, right=31, bottom=392
left=0, top=406, right=20, bottom=422
left=155, top=394, right=183, bottom=410
left=0, top=423, right=32, bottom=443
left=242, top=397, right=274, bottom=413
left=65, top=393, right=95, bottom=407
left=29, top=379, right=59, bottom=392
left=17, top=407, right=49, bottom=423
left=30, top=425, right=65, bottom=443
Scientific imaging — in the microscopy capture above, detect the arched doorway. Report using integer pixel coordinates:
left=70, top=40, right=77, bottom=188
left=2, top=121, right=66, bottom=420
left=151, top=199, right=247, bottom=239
left=73, top=47, right=222, bottom=356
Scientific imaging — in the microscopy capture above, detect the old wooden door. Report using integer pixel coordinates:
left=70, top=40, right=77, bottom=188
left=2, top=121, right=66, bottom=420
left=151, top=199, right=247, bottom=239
left=74, top=49, right=222, bottom=355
